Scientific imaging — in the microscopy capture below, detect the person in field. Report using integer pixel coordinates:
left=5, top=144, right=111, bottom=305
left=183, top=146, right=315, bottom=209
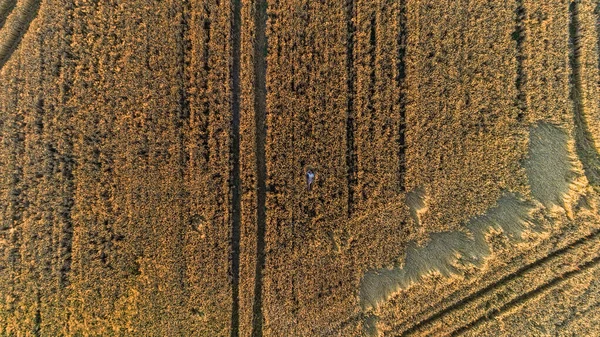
left=306, top=169, right=315, bottom=191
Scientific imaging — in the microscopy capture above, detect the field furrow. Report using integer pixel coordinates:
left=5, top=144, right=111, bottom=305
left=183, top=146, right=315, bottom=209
left=373, top=0, right=404, bottom=197
left=43, top=5, right=75, bottom=334
left=345, top=0, right=356, bottom=217
left=353, top=0, right=374, bottom=216
left=54, top=37, right=74, bottom=291
left=0, top=0, right=16, bottom=29
left=231, top=0, right=242, bottom=334
left=175, top=0, right=191, bottom=315
left=250, top=0, right=268, bottom=336
left=582, top=0, right=600, bottom=152
left=463, top=251, right=600, bottom=336
left=0, top=0, right=41, bottom=70
left=514, top=0, right=526, bottom=120
left=397, top=0, right=407, bottom=194
left=597, top=0, right=600, bottom=76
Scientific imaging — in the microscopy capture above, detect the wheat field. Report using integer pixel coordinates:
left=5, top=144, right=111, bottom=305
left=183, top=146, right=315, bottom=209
left=1, top=0, right=600, bottom=336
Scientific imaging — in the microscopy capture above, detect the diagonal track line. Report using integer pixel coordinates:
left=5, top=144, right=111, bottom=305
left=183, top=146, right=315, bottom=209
left=451, top=240, right=600, bottom=336
left=0, top=0, right=42, bottom=70
left=398, top=228, right=600, bottom=336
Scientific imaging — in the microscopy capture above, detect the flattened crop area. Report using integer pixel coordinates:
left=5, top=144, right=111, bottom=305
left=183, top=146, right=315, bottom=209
left=1, top=0, right=600, bottom=336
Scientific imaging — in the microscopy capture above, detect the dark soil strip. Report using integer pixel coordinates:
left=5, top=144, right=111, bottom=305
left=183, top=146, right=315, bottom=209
left=230, top=0, right=242, bottom=335
left=177, top=0, right=191, bottom=136
left=450, top=239, right=600, bottom=336
left=569, top=1, right=600, bottom=188
left=174, top=0, right=191, bottom=296
left=397, top=0, right=407, bottom=191
left=345, top=0, right=356, bottom=217
left=514, top=0, right=526, bottom=121
left=400, top=228, right=600, bottom=336
left=0, top=0, right=17, bottom=30
left=35, top=23, right=44, bottom=136
left=0, top=0, right=42, bottom=70
left=251, top=1, right=268, bottom=336
left=201, top=6, right=211, bottom=164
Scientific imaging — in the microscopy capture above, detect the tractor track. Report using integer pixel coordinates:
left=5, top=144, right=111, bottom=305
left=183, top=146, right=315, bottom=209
left=450, top=237, right=600, bottom=336
left=397, top=227, right=600, bottom=336
left=251, top=0, right=268, bottom=335
left=230, top=0, right=242, bottom=335
left=329, top=226, right=600, bottom=336
left=0, top=0, right=17, bottom=30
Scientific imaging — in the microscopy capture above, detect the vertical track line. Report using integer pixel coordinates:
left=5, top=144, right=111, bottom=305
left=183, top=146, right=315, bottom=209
left=201, top=5, right=211, bottom=164
left=176, top=0, right=191, bottom=297
left=230, top=0, right=242, bottom=334
left=345, top=0, right=356, bottom=217
left=514, top=0, right=526, bottom=121
left=251, top=0, right=268, bottom=335
left=570, top=0, right=600, bottom=188
left=397, top=0, right=407, bottom=192
left=368, top=16, right=376, bottom=113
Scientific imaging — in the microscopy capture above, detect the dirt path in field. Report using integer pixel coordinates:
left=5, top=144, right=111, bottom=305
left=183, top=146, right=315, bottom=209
left=514, top=0, right=526, bottom=121
left=251, top=0, right=268, bottom=336
left=230, top=0, right=243, bottom=335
